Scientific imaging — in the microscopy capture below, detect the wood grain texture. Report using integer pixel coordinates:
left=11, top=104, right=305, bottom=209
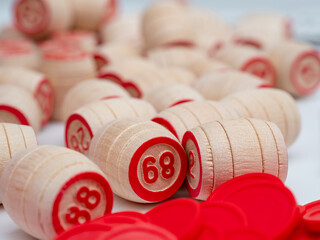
left=161, top=67, right=196, bottom=85
left=232, top=13, right=291, bottom=50
left=99, top=58, right=157, bottom=85
left=142, top=0, right=193, bottom=49
left=268, top=40, right=320, bottom=97
left=153, top=100, right=238, bottom=141
left=100, top=14, right=143, bottom=47
left=14, top=0, right=74, bottom=37
left=143, top=82, right=204, bottom=112
left=182, top=118, right=288, bottom=200
left=94, top=42, right=140, bottom=70
left=188, top=7, right=230, bottom=54
left=194, top=70, right=265, bottom=100
left=41, top=47, right=96, bottom=120
left=65, top=98, right=156, bottom=155
left=89, top=118, right=186, bottom=203
left=0, top=145, right=113, bottom=240
left=61, top=79, right=130, bottom=121
left=147, top=47, right=207, bottom=69
left=69, top=0, right=116, bottom=31
left=0, top=66, right=54, bottom=126
left=215, top=44, right=277, bottom=87
left=0, top=123, right=37, bottom=187
left=221, top=88, right=301, bottom=146
left=0, top=39, right=40, bottom=70
left=188, top=58, right=231, bottom=78
left=0, top=85, right=41, bottom=132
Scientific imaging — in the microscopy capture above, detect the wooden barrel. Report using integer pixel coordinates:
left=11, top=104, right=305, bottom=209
left=153, top=100, right=238, bottom=141
left=14, top=0, right=74, bottom=37
left=65, top=98, right=156, bottom=155
left=0, top=145, right=113, bottom=240
left=143, top=82, right=204, bottom=112
left=182, top=118, right=288, bottom=200
left=0, top=66, right=54, bottom=126
left=268, top=40, right=320, bottom=97
left=0, top=85, right=41, bottom=132
left=221, top=88, right=301, bottom=146
left=61, top=79, right=129, bottom=121
left=88, top=118, right=187, bottom=203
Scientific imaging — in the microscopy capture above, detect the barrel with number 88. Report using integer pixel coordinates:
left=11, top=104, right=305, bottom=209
left=0, top=145, right=113, bottom=240
left=89, top=118, right=187, bottom=203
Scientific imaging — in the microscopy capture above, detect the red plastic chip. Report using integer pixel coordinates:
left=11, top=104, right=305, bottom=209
left=197, top=224, right=221, bottom=240
left=54, top=224, right=112, bottom=240
left=209, top=181, right=299, bottom=239
left=93, top=211, right=150, bottom=226
left=302, top=200, right=320, bottom=234
left=207, top=173, right=284, bottom=202
left=287, top=225, right=320, bottom=240
left=145, top=198, right=203, bottom=240
left=95, top=224, right=177, bottom=240
left=224, top=228, right=270, bottom=240
left=201, top=201, right=248, bottom=234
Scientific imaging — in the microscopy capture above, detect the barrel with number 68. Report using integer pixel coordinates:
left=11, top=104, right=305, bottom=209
left=0, top=145, right=113, bottom=240
left=89, top=118, right=187, bottom=203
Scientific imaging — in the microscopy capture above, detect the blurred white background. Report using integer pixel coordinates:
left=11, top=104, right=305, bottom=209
left=0, top=0, right=320, bottom=239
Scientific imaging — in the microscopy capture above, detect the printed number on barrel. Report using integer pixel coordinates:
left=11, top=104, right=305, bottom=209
left=188, top=151, right=195, bottom=179
left=71, top=127, right=89, bottom=152
left=65, top=186, right=101, bottom=225
left=143, top=151, right=175, bottom=184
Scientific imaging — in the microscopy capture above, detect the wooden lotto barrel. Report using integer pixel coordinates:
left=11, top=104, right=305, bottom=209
left=61, top=79, right=130, bottom=121
left=188, top=8, right=230, bottom=54
left=215, top=45, right=277, bottom=87
left=142, top=0, right=193, bottom=49
left=70, top=0, right=117, bottom=31
left=0, top=85, right=41, bottom=132
left=268, top=40, right=320, bottom=97
left=153, top=100, right=238, bottom=141
left=0, top=66, right=54, bottom=126
left=41, top=46, right=96, bottom=120
left=182, top=118, right=288, bottom=200
left=88, top=118, right=187, bottom=203
left=14, top=0, right=74, bottom=37
left=233, top=13, right=291, bottom=50
left=194, top=70, right=266, bottom=100
left=65, top=98, right=156, bottom=155
left=0, top=145, right=113, bottom=240
left=0, top=39, right=40, bottom=70
left=143, top=82, right=204, bottom=112
left=221, top=88, right=301, bottom=146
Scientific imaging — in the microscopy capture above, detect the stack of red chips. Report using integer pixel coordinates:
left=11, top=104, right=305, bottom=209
left=54, top=173, right=320, bottom=240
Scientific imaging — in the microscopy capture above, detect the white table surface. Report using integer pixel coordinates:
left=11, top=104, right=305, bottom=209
left=1, top=0, right=320, bottom=239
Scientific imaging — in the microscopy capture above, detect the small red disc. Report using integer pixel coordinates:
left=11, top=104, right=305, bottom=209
left=96, top=224, right=177, bottom=240
left=209, top=181, right=299, bottom=239
left=197, top=224, right=221, bottom=240
left=201, top=201, right=248, bottom=234
left=54, top=224, right=112, bottom=240
left=302, top=200, right=320, bottom=234
left=145, top=198, right=202, bottom=239
left=224, top=228, right=270, bottom=240
left=92, top=211, right=150, bottom=226
left=207, top=173, right=284, bottom=202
